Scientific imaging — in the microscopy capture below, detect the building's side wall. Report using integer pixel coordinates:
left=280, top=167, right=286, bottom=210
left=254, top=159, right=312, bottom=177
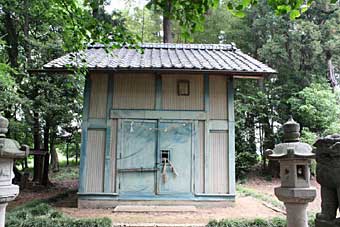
left=80, top=72, right=235, bottom=200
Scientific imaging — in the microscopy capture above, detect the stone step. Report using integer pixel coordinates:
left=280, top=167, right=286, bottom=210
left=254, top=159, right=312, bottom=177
left=113, top=205, right=197, bottom=213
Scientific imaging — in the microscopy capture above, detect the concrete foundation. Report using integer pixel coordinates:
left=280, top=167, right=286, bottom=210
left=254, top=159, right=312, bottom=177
left=78, top=199, right=234, bottom=209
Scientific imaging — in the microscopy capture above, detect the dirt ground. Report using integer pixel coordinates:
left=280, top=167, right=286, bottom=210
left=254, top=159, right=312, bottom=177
left=244, top=175, right=321, bottom=213
left=58, top=196, right=284, bottom=224
left=8, top=176, right=323, bottom=225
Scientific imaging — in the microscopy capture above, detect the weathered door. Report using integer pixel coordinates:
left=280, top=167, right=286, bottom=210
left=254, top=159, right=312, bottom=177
left=158, top=122, right=192, bottom=195
left=117, top=120, right=157, bottom=195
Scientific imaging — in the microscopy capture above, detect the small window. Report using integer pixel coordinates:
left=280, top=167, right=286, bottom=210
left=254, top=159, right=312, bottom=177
left=177, top=80, right=190, bottom=96
left=161, top=150, right=170, bottom=163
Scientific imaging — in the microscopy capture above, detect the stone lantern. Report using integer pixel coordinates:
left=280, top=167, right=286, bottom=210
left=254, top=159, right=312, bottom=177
left=266, top=117, right=316, bottom=227
left=0, top=115, right=29, bottom=227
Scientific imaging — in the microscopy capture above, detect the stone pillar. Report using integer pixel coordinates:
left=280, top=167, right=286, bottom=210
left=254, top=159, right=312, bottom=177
left=285, top=203, right=308, bottom=227
left=0, top=203, right=7, bottom=227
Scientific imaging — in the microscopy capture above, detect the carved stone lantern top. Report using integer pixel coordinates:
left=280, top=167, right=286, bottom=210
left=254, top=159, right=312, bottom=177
left=0, top=115, right=29, bottom=159
left=268, top=117, right=314, bottom=159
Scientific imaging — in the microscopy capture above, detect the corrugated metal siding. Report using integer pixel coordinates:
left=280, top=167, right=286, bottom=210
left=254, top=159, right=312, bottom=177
left=89, top=73, right=108, bottom=118
left=209, top=76, right=228, bottom=119
left=207, top=131, right=229, bottom=194
left=110, top=120, right=117, bottom=192
left=85, top=130, right=105, bottom=192
left=162, top=74, right=204, bottom=110
left=198, top=121, right=205, bottom=193
left=112, top=73, right=155, bottom=109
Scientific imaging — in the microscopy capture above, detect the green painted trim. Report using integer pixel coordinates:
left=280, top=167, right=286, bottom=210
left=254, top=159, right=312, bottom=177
left=87, top=119, right=107, bottom=128
left=110, top=109, right=207, bottom=120
left=193, top=120, right=200, bottom=194
left=104, top=127, right=111, bottom=192
left=190, top=122, right=195, bottom=193
left=204, top=75, right=209, bottom=193
left=104, top=73, right=113, bottom=193
left=78, top=194, right=235, bottom=201
left=79, top=73, right=91, bottom=193
left=155, top=74, right=162, bottom=109
left=78, top=192, right=118, bottom=196
left=155, top=120, right=160, bottom=195
left=116, top=119, right=123, bottom=193
left=208, top=120, right=228, bottom=131
left=204, top=74, right=209, bottom=112
left=227, top=78, right=235, bottom=194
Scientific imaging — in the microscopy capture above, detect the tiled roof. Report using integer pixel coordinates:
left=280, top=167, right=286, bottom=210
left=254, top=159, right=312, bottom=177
left=43, top=43, right=276, bottom=74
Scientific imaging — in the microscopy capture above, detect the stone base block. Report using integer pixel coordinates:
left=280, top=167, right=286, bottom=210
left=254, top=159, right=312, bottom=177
left=315, top=218, right=340, bottom=227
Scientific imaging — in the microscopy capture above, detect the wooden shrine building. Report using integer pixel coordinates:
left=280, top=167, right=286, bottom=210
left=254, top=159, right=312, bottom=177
left=43, top=43, right=275, bottom=208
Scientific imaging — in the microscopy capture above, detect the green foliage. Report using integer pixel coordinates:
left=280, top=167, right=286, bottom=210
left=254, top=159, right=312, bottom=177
left=123, top=7, right=162, bottom=43
left=0, top=64, right=20, bottom=114
left=289, top=82, right=340, bottom=135
left=6, top=201, right=111, bottom=227
left=49, top=162, right=79, bottom=181
left=208, top=217, right=316, bottom=227
left=207, top=218, right=287, bottom=227
left=236, top=151, right=259, bottom=180
left=301, top=127, right=318, bottom=145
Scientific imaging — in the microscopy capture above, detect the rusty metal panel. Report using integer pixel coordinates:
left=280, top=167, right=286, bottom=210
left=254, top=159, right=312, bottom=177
left=85, top=129, right=105, bottom=192
left=89, top=73, right=108, bottom=118
left=110, top=120, right=117, bottom=192
left=162, top=74, right=204, bottom=110
left=207, top=131, right=229, bottom=194
left=209, top=76, right=227, bottom=120
left=112, top=73, right=155, bottom=109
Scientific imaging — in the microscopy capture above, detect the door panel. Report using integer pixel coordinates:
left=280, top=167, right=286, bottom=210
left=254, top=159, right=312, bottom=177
left=118, top=120, right=157, bottom=194
left=158, top=122, right=192, bottom=194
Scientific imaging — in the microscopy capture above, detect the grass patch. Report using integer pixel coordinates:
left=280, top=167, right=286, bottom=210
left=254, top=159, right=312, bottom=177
left=208, top=218, right=315, bottom=227
left=6, top=199, right=111, bottom=227
left=237, top=184, right=284, bottom=210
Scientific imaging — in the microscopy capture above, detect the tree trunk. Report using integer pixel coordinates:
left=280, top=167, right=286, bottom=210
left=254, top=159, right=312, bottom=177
left=50, top=132, right=59, bottom=172
left=41, top=123, right=50, bottom=185
left=75, top=142, right=79, bottom=164
left=4, top=11, right=19, bottom=68
left=66, top=143, right=69, bottom=166
left=163, top=0, right=173, bottom=43
left=23, top=0, right=31, bottom=67
left=32, top=112, right=42, bottom=182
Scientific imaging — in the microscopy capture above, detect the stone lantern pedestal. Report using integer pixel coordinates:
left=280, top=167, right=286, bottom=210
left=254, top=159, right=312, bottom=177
left=266, top=117, right=316, bottom=227
left=0, top=115, right=29, bottom=227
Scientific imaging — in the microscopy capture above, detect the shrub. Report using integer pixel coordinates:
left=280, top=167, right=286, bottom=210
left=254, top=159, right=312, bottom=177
left=6, top=200, right=111, bottom=227
left=208, top=218, right=315, bottom=227
left=236, top=151, right=258, bottom=180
